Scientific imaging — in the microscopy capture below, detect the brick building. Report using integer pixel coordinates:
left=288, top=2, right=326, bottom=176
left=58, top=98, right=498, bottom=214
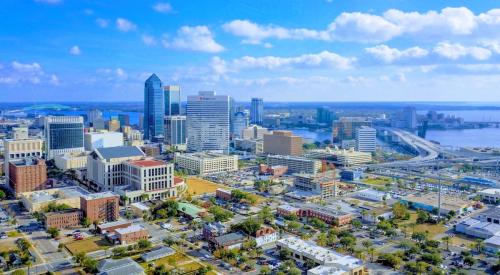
left=43, top=209, right=83, bottom=229
left=278, top=204, right=353, bottom=226
left=80, top=192, right=119, bottom=223
left=9, top=158, right=47, bottom=195
left=115, top=224, right=149, bottom=244
left=215, top=188, right=232, bottom=201
left=97, top=220, right=132, bottom=234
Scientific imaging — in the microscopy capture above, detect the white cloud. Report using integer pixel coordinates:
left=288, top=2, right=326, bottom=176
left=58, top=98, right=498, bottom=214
left=97, top=68, right=128, bottom=81
left=116, top=18, right=137, bottom=32
left=142, top=35, right=157, bottom=46
left=213, top=51, right=354, bottom=73
left=69, top=45, right=81, bottom=55
left=365, top=45, right=428, bottom=63
left=96, top=18, right=109, bottom=28
left=433, top=42, right=492, bottom=60
left=224, top=8, right=500, bottom=44
left=222, top=19, right=330, bottom=45
left=153, top=2, right=173, bottom=13
left=0, top=61, right=58, bottom=85
left=164, top=26, right=224, bottom=53
left=34, top=0, right=62, bottom=4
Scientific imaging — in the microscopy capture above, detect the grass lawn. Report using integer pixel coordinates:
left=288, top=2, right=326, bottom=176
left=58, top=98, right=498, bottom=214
left=7, top=231, right=21, bottom=237
left=185, top=178, right=225, bottom=196
left=0, top=240, right=17, bottom=253
left=139, top=252, right=191, bottom=269
left=361, top=176, right=393, bottom=186
left=450, top=234, right=477, bottom=248
left=65, top=236, right=112, bottom=255
left=398, top=212, right=447, bottom=239
left=177, top=261, right=204, bottom=272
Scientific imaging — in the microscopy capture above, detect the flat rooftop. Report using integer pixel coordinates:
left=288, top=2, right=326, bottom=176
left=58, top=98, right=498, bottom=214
left=24, top=186, right=89, bottom=203
left=177, top=152, right=235, bottom=159
left=128, top=159, right=165, bottom=167
left=115, top=224, right=146, bottom=235
left=82, top=191, right=118, bottom=200
left=401, top=193, right=472, bottom=210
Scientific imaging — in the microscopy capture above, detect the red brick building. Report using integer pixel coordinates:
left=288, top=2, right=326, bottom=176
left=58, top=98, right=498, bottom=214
left=216, top=188, right=232, bottom=201
left=278, top=204, right=352, bottom=226
left=97, top=220, right=132, bottom=234
left=80, top=192, right=119, bottom=223
left=9, top=158, right=47, bottom=195
left=259, top=164, right=288, bottom=178
left=115, top=224, right=149, bottom=244
left=43, top=209, right=83, bottom=229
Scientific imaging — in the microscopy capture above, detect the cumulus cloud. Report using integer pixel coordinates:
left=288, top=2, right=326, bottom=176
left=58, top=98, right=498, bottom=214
left=97, top=68, right=128, bottom=81
left=116, top=18, right=137, bottom=32
left=153, top=2, right=173, bottom=13
left=96, top=18, right=109, bottom=28
left=69, top=45, right=81, bottom=55
left=163, top=26, right=224, bottom=53
left=433, top=42, right=492, bottom=60
left=365, top=45, right=428, bottom=63
left=223, top=7, right=500, bottom=44
left=212, top=51, right=354, bottom=74
left=0, top=61, right=58, bottom=85
left=142, top=35, right=157, bottom=46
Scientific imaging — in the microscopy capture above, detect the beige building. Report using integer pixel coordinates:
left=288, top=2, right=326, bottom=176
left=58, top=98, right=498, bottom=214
left=263, top=131, right=303, bottom=156
left=305, top=148, right=372, bottom=167
left=54, top=152, right=88, bottom=170
left=267, top=155, right=321, bottom=175
left=174, top=152, right=238, bottom=175
left=4, top=138, right=43, bottom=182
left=107, top=119, right=121, bottom=132
left=20, top=186, right=90, bottom=212
left=241, top=125, right=271, bottom=140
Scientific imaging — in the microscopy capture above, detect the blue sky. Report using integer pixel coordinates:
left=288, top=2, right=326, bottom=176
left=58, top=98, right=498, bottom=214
left=1, top=0, right=500, bottom=102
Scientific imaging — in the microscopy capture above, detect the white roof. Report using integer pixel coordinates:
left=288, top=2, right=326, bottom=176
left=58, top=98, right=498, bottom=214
left=115, top=224, right=146, bottom=235
left=485, top=235, right=500, bottom=246
left=479, top=188, right=500, bottom=195
left=130, top=202, right=149, bottom=211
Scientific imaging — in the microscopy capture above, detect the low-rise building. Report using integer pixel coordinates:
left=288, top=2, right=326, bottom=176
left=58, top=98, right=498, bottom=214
left=97, top=220, right=132, bottom=234
left=54, top=152, right=88, bottom=170
left=141, top=247, right=175, bottom=262
left=400, top=193, right=474, bottom=215
left=97, top=258, right=145, bottom=275
left=267, top=155, right=321, bottom=175
left=115, top=224, right=149, bottom=245
left=353, top=189, right=391, bottom=202
left=455, top=218, right=500, bottom=239
left=278, top=203, right=353, bottom=226
left=80, top=192, right=120, bottom=223
left=20, top=186, right=89, bottom=212
left=130, top=202, right=150, bottom=218
left=277, top=236, right=365, bottom=275
left=252, top=226, right=278, bottom=246
left=478, top=188, right=500, bottom=204
left=234, top=138, right=263, bottom=154
left=177, top=202, right=207, bottom=220
left=213, top=232, right=246, bottom=250
left=174, top=152, right=238, bottom=175
left=84, top=132, right=124, bottom=151
left=202, top=222, right=228, bottom=242
left=294, top=171, right=338, bottom=199
left=43, top=209, right=83, bottom=229
left=340, top=170, right=363, bottom=181
left=305, top=148, right=372, bottom=167
left=259, top=164, right=288, bottom=178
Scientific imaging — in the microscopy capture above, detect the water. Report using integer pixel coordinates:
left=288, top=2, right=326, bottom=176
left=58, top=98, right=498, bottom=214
left=291, top=129, right=332, bottom=143
left=25, top=110, right=142, bottom=125
left=425, top=128, right=500, bottom=148
left=419, top=110, right=500, bottom=122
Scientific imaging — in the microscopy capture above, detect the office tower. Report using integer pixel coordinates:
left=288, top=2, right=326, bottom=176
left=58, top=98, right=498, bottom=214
left=45, top=116, right=84, bottom=159
left=118, top=114, right=130, bottom=127
left=403, top=106, right=418, bottom=129
left=164, top=85, right=181, bottom=116
left=107, top=118, right=121, bottom=132
left=143, top=74, right=165, bottom=141
left=164, top=115, right=187, bottom=150
left=88, top=109, right=103, bottom=125
left=355, top=126, right=376, bottom=153
left=187, top=91, right=231, bottom=153
left=263, top=130, right=303, bottom=156
left=232, top=112, right=249, bottom=138
left=332, top=117, right=371, bottom=144
left=138, top=114, right=144, bottom=130
left=316, top=107, right=335, bottom=124
left=250, top=98, right=264, bottom=125
left=9, top=158, right=47, bottom=195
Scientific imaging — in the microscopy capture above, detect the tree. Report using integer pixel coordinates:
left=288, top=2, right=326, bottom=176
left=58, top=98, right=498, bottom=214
left=46, top=227, right=60, bottom=238
left=392, top=202, right=409, bottom=219
left=412, top=232, right=428, bottom=244
left=286, top=220, right=301, bottom=232
left=463, top=256, right=476, bottom=268
left=352, top=219, right=362, bottom=229
left=73, top=252, right=87, bottom=266
left=474, top=239, right=484, bottom=253
left=11, top=270, right=26, bottom=275
left=82, top=257, right=98, bottom=273
left=340, top=236, right=356, bottom=252
left=279, top=248, right=291, bottom=260
left=367, top=247, right=376, bottom=262
left=209, top=206, right=234, bottom=222
left=81, top=217, right=90, bottom=228
left=416, top=210, right=430, bottom=224
left=138, top=239, right=152, bottom=250
left=441, top=236, right=450, bottom=251
left=317, top=233, right=327, bottom=246
left=0, top=190, right=6, bottom=200
left=259, top=266, right=271, bottom=275
left=258, top=206, right=274, bottom=224
left=232, top=218, right=262, bottom=235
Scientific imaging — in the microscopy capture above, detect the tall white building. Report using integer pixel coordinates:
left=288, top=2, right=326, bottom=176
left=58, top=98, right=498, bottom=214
left=232, top=112, right=249, bottom=138
left=84, top=132, right=124, bottom=151
left=355, top=126, right=376, bottom=153
left=186, top=91, right=231, bottom=153
left=164, top=115, right=187, bottom=150
left=44, top=116, right=84, bottom=159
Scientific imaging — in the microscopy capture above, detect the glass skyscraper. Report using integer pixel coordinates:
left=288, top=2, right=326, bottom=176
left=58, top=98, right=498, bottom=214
left=44, top=116, right=84, bottom=159
left=187, top=91, right=231, bottom=153
left=250, top=98, right=264, bottom=125
left=164, top=85, right=181, bottom=116
left=165, top=116, right=187, bottom=148
left=144, top=74, right=165, bottom=141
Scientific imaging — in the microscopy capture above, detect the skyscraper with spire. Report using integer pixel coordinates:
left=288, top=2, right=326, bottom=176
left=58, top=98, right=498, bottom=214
left=144, top=74, right=165, bottom=141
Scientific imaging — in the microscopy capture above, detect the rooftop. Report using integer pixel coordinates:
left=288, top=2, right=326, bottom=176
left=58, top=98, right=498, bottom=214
left=141, top=246, right=175, bottom=261
left=177, top=202, right=205, bottom=218
left=479, top=188, right=500, bottom=195
left=215, top=232, right=246, bottom=245
left=97, top=258, right=144, bottom=275
left=82, top=191, right=119, bottom=200
left=176, top=152, right=236, bottom=159
left=23, top=186, right=89, bottom=203
left=115, top=224, right=147, bottom=235
left=97, top=220, right=132, bottom=230
left=95, top=146, right=145, bottom=160
left=401, top=193, right=472, bottom=210
left=128, top=159, right=165, bottom=167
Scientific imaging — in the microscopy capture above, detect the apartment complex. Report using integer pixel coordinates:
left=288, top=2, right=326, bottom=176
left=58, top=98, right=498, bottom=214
left=9, top=158, right=47, bottom=195
left=263, top=131, right=303, bottom=156
left=267, top=155, right=321, bottom=175
left=277, top=204, right=353, bottom=226
left=44, top=116, right=84, bottom=159
left=80, top=192, right=120, bottom=223
left=174, top=152, right=238, bottom=175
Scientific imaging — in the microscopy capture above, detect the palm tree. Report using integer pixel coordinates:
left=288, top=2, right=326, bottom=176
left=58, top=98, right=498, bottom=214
left=370, top=211, right=377, bottom=224
left=441, top=236, right=450, bottom=251
left=367, top=247, right=376, bottom=262
left=475, top=239, right=484, bottom=253
left=360, top=210, right=367, bottom=221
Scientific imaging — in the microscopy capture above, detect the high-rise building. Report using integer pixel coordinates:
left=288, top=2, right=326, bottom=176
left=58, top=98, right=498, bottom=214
left=45, top=116, right=84, bottom=159
left=80, top=192, right=120, bottom=223
left=118, top=114, right=130, bottom=127
left=164, top=85, right=181, bottom=116
left=3, top=136, right=43, bottom=181
left=144, top=74, right=165, bottom=141
left=250, top=98, right=264, bottom=125
left=187, top=91, right=231, bottom=153
left=164, top=115, right=187, bottom=150
left=9, top=158, right=47, bottom=195
left=402, top=106, right=418, bottom=129
left=241, top=125, right=271, bottom=140
left=88, top=109, right=103, bottom=125
left=263, top=130, right=303, bottom=156
left=107, top=118, right=121, bottom=132
left=332, top=117, right=371, bottom=144
left=316, top=107, right=335, bottom=124
left=232, top=112, right=249, bottom=138
left=84, top=132, right=124, bottom=151
left=355, top=126, right=376, bottom=153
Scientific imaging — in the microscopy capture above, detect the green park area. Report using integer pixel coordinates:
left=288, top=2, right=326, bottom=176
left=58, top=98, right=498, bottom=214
left=65, top=236, right=112, bottom=255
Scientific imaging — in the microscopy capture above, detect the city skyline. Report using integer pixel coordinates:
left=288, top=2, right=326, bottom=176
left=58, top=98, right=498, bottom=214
left=2, top=1, right=500, bottom=102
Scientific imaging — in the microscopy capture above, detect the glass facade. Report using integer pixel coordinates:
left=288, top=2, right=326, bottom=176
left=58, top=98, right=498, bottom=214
left=250, top=98, right=264, bottom=125
left=144, top=74, right=165, bottom=141
left=165, top=116, right=186, bottom=145
left=164, top=85, right=181, bottom=116
left=48, top=123, right=84, bottom=149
